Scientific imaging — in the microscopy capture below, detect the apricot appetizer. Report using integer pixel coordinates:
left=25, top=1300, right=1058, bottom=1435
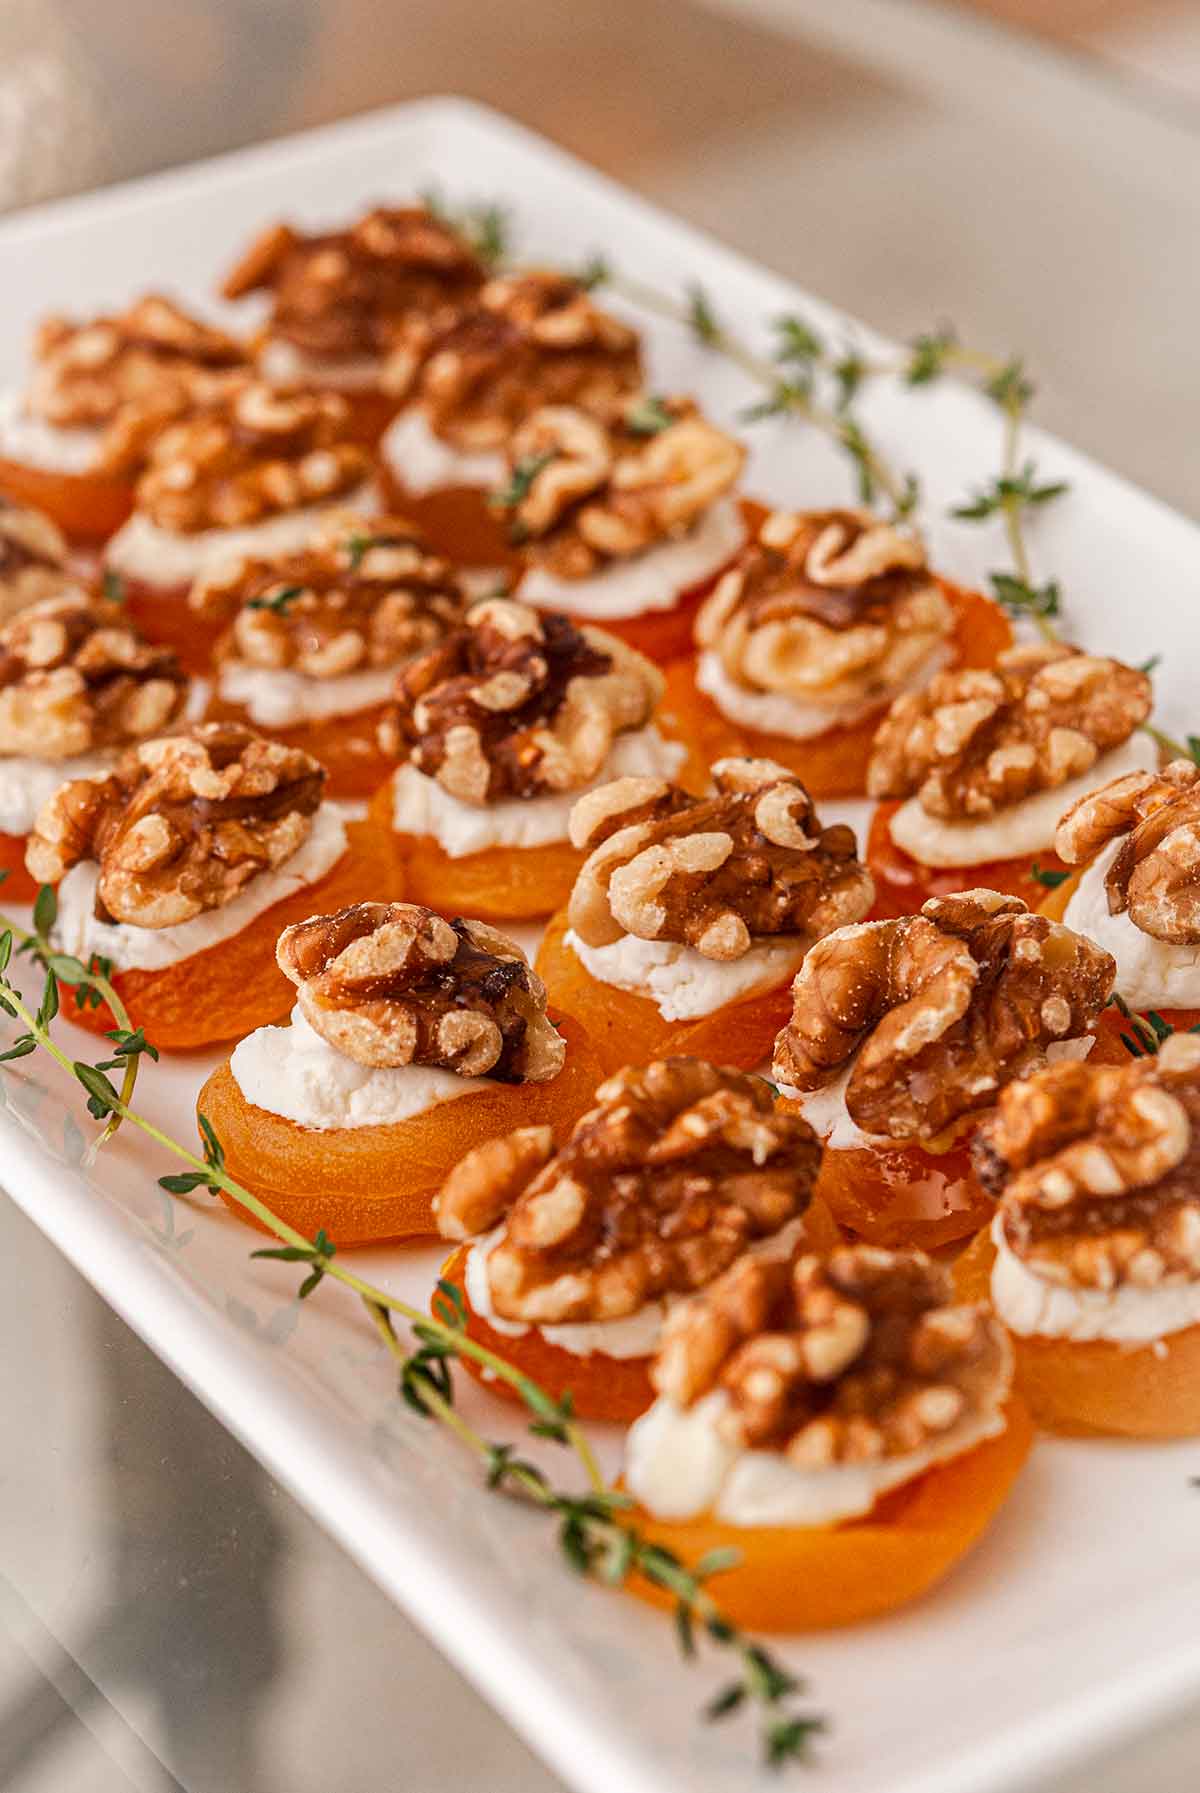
left=665, top=507, right=1010, bottom=797
left=623, top=1242, right=1030, bottom=1630
left=26, top=720, right=398, bottom=1048
left=0, top=595, right=187, bottom=901
left=379, top=270, right=641, bottom=566
left=498, top=396, right=748, bottom=658
left=191, top=509, right=467, bottom=797
left=0, top=294, right=246, bottom=542
left=958, top=1037, right=1200, bottom=1437
left=1048, top=759, right=1200, bottom=1050
left=221, top=203, right=485, bottom=440
left=104, top=380, right=381, bottom=671
left=369, top=595, right=692, bottom=921
left=865, top=641, right=1156, bottom=915
left=436, top=1056, right=832, bottom=1423
left=771, top=890, right=1116, bottom=1250
left=537, top=756, right=873, bottom=1073
left=202, top=900, right=601, bottom=1245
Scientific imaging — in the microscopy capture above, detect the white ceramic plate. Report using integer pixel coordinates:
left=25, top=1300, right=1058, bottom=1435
left=0, top=97, right=1198, bottom=1793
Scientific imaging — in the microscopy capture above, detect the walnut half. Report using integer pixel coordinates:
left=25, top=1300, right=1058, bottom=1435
left=695, top=508, right=952, bottom=710
left=867, top=642, right=1153, bottom=820
left=382, top=269, right=641, bottom=446
left=380, top=597, right=663, bottom=805
left=222, top=206, right=485, bottom=362
left=191, top=509, right=466, bottom=680
left=499, top=396, right=744, bottom=574
left=1055, top=759, right=1200, bottom=946
left=567, top=756, right=873, bottom=959
left=976, top=1034, right=1200, bottom=1292
left=134, top=382, right=374, bottom=533
left=277, top=901, right=565, bottom=1083
left=0, top=597, right=186, bottom=760
left=771, top=891, right=1116, bottom=1144
left=436, top=1058, right=820, bottom=1325
left=25, top=722, right=325, bottom=929
left=653, top=1243, right=1011, bottom=1466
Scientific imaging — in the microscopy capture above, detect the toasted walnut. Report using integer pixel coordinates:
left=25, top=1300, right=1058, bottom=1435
left=695, top=508, right=953, bottom=710
left=28, top=294, right=245, bottom=427
left=190, top=509, right=466, bottom=680
left=383, top=270, right=640, bottom=446
left=772, top=891, right=1116, bottom=1144
left=132, top=382, right=374, bottom=533
left=653, top=1242, right=1009, bottom=1463
left=868, top=642, right=1152, bottom=820
left=0, top=597, right=186, bottom=760
left=976, top=1035, right=1200, bottom=1291
left=276, top=901, right=565, bottom=1082
left=567, top=756, right=873, bottom=959
left=0, top=498, right=80, bottom=621
left=436, top=1058, right=820, bottom=1325
left=222, top=206, right=484, bottom=363
left=499, top=397, right=744, bottom=573
left=1055, top=758, right=1200, bottom=946
left=380, top=597, right=662, bottom=805
left=26, top=295, right=247, bottom=474
left=25, top=722, right=325, bottom=928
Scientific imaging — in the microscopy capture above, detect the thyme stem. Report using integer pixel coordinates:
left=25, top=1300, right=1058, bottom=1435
left=0, top=940, right=823, bottom=1766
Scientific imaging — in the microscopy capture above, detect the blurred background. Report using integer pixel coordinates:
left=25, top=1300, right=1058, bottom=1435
left=0, top=3, right=1197, bottom=1790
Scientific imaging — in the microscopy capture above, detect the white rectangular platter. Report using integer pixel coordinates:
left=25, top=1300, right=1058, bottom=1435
left=0, top=96, right=1199, bottom=1793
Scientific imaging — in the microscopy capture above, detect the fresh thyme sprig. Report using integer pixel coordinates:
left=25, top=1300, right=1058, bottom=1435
left=1108, top=993, right=1200, bottom=1059
left=247, top=583, right=304, bottom=615
left=0, top=938, right=824, bottom=1767
left=0, top=881, right=154, bottom=1144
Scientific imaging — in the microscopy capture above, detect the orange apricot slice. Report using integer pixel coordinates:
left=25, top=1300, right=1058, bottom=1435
left=0, top=457, right=133, bottom=544
left=203, top=694, right=393, bottom=801
left=802, top=1126, right=993, bottom=1252
left=120, top=577, right=226, bottom=677
left=535, top=905, right=798, bottom=1076
left=955, top=1229, right=1200, bottom=1438
left=865, top=799, right=1069, bottom=920
left=0, top=830, right=40, bottom=904
left=58, top=821, right=405, bottom=1050
left=623, top=1396, right=1032, bottom=1631
left=379, top=470, right=521, bottom=572
left=197, top=1013, right=604, bottom=1246
left=663, top=583, right=1012, bottom=800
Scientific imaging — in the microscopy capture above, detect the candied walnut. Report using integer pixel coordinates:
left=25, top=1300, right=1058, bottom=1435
left=695, top=508, right=953, bottom=709
left=499, top=397, right=744, bottom=572
left=27, top=294, right=247, bottom=474
left=190, top=509, right=466, bottom=679
left=276, top=900, right=564, bottom=1082
left=383, top=270, right=640, bottom=446
left=436, top=1057, right=820, bottom=1324
left=380, top=596, right=662, bottom=805
left=0, top=498, right=79, bottom=620
left=222, top=206, right=485, bottom=362
left=28, top=294, right=245, bottom=426
left=867, top=641, right=1152, bottom=820
left=653, top=1241, right=1010, bottom=1463
left=0, top=597, right=186, bottom=759
left=1055, top=758, right=1200, bottom=946
left=25, top=721, right=325, bottom=928
left=772, top=891, right=1116, bottom=1145
left=133, top=382, right=374, bottom=533
left=976, top=1035, right=1200, bottom=1291
left=567, top=756, right=873, bottom=958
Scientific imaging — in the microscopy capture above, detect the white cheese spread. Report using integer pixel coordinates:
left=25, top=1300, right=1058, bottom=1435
left=1063, top=837, right=1200, bottom=1010
left=105, top=482, right=381, bottom=589
left=381, top=408, right=507, bottom=497
left=517, top=498, right=746, bottom=621
left=217, top=660, right=397, bottom=727
left=565, top=926, right=805, bottom=1021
